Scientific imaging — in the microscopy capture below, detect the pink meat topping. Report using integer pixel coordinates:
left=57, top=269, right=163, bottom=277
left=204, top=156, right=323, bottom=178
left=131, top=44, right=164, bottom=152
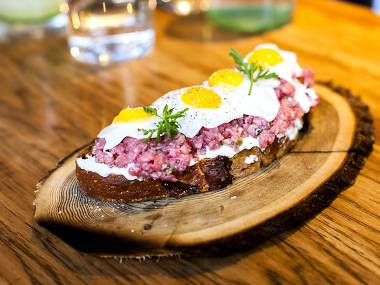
left=93, top=72, right=316, bottom=181
left=301, top=68, right=315, bottom=88
left=93, top=134, right=193, bottom=181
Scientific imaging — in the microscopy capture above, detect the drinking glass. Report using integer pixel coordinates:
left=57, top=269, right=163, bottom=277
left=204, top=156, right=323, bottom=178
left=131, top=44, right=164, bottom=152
left=157, top=0, right=294, bottom=33
left=206, top=0, right=295, bottom=33
left=67, top=0, right=156, bottom=65
left=0, top=0, right=67, bottom=39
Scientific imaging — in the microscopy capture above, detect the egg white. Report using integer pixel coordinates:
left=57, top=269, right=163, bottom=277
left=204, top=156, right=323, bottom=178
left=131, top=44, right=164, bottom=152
left=230, top=80, right=280, bottom=122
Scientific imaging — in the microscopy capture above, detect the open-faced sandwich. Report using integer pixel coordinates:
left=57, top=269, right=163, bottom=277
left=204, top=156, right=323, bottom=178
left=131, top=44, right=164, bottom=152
left=76, top=44, right=318, bottom=203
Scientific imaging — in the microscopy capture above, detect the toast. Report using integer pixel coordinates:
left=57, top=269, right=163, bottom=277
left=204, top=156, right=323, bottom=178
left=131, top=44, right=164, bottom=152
left=76, top=128, right=301, bottom=203
left=75, top=44, right=317, bottom=203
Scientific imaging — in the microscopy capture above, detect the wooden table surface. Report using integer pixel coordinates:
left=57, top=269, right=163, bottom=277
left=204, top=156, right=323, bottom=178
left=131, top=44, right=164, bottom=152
left=1, top=0, right=379, bottom=284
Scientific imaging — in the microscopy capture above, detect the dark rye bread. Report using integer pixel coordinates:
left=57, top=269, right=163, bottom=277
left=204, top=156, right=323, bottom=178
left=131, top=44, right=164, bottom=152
left=76, top=127, right=302, bottom=203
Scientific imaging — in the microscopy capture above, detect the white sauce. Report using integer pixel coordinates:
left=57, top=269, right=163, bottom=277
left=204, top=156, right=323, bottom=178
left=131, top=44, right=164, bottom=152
left=240, top=136, right=260, bottom=150
left=76, top=155, right=140, bottom=181
left=294, top=118, right=303, bottom=130
left=286, top=126, right=299, bottom=141
left=198, top=144, right=237, bottom=160
left=285, top=119, right=303, bottom=141
left=196, top=136, right=260, bottom=162
left=244, top=155, right=258, bottom=165
left=294, top=82, right=317, bottom=113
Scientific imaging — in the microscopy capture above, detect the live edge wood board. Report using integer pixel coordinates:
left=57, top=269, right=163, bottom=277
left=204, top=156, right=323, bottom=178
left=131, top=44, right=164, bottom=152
left=34, top=83, right=374, bottom=257
left=2, top=0, right=380, bottom=283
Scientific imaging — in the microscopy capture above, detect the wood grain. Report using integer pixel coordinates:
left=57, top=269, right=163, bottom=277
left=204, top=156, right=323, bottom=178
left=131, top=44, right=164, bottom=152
left=1, top=0, right=380, bottom=284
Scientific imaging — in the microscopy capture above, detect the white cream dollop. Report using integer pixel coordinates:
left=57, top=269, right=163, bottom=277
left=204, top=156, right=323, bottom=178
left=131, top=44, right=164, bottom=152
left=244, top=155, right=258, bottom=165
left=285, top=119, right=303, bottom=141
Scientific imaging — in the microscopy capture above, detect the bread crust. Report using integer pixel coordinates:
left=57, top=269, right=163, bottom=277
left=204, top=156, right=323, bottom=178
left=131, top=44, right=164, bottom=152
left=76, top=133, right=299, bottom=203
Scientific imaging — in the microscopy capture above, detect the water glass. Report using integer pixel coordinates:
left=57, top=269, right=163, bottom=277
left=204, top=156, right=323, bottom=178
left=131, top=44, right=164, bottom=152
left=67, top=0, right=156, bottom=65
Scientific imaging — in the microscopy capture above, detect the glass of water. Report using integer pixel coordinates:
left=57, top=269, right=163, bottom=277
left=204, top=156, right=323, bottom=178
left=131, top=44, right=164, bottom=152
left=67, top=0, right=156, bottom=65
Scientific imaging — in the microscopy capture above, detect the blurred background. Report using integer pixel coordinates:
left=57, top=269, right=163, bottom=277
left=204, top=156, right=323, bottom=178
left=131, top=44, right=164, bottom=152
left=0, top=0, right=378, bottom=65
left=346, top=0, right=373, bottom=6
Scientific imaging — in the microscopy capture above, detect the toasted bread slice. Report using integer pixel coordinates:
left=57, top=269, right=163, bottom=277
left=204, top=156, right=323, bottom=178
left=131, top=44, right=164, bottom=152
left=76, top=131, right=299, bottom=203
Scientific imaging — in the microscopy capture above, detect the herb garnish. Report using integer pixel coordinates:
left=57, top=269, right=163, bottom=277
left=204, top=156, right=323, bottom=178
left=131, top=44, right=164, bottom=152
left=142, top=105, right=188, bottom=142
left=229, top=48, right=279, bottom=96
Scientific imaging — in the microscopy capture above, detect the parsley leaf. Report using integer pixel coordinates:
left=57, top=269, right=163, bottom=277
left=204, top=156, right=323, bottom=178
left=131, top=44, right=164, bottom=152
left=143, top=106, right=158, bottom=116
left=142, top=105, right=188, bottom=142
left=229, top=48, right=279, bottom=95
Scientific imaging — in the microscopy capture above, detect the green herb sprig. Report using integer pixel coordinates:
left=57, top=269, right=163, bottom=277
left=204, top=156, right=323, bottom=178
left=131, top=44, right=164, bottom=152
left=229, top=48, right=279, bottom=96
left=142, top=105, right=188, bottom=142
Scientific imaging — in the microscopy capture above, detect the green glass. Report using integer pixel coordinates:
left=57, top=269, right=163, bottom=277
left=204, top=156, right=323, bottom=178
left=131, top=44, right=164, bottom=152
left=0, top=0, right=66, bottom=39
left=0, top=0, right=64, bottom=24
left=206, top=0, right=294, bottom=33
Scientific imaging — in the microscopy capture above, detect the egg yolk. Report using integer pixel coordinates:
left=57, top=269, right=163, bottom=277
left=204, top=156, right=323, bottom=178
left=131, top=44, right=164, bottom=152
left=181, top=87, right=221, bottom=109
left=248, top=48, right=283, bottom=68
left=208, top=69, right=244, bottom=88
left=113, top=107, right=155, bottom=123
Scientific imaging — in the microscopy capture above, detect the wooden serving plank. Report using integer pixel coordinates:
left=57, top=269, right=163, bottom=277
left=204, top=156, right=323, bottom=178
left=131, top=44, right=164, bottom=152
left=33, top=83, right=374, bottom=258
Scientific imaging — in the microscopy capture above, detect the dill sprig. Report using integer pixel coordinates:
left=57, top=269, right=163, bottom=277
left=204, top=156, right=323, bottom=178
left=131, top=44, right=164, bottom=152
left=229, top=48, right=279, bottom=96
left=142, top=105, right=188, bottom=142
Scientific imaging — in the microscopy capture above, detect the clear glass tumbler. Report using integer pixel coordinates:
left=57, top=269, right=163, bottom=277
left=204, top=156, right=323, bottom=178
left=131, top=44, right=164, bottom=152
left=67, top=0, right=156, bottom=65
left=206, top=0, right=295, bottom=33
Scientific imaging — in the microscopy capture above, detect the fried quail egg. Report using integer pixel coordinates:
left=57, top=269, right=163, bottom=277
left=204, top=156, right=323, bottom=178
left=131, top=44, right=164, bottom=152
left=246, top=43, right=303, bottom=83
left=205, top=68, right=280, bottom=122
left=152, top=86, right=241, bottom=138
left=98, top=107, right=160, bottom=150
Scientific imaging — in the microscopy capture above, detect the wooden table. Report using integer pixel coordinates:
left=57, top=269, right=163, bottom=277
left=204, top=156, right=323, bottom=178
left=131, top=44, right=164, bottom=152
left=1, top=0, right=379, bottom=284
